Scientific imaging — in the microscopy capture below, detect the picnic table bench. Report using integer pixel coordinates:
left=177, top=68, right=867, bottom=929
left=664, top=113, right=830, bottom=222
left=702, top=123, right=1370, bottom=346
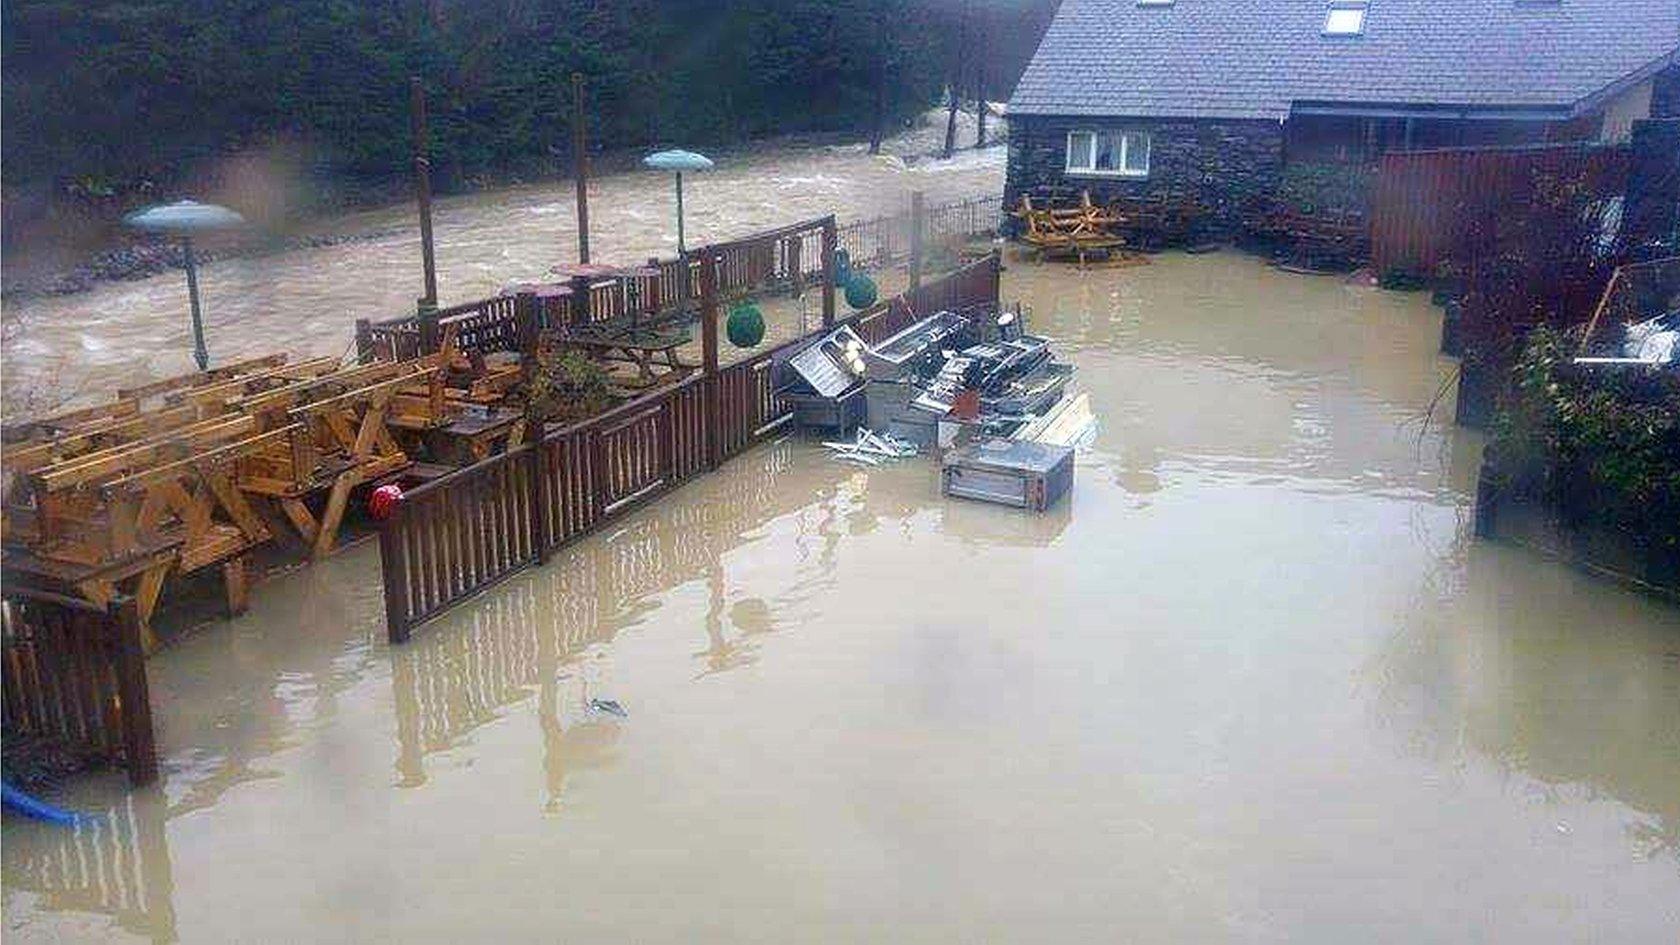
left=563, top=328, right=696, bottom=388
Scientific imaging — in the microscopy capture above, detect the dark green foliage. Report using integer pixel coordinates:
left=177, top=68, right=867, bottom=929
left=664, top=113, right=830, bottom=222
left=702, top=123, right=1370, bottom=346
left=0, top=0, right=960, bottom=194
left=726, top=302, right=765, bottom=348
left=844, top=272, right=878, bottom=309
left=1489, top=327, right=1680, bottom=557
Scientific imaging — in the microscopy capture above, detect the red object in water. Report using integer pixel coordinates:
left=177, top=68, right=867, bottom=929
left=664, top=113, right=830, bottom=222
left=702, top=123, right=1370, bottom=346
left=950, top=389, right=981, bottom=421
left=368, top=484, right=403, bottom=520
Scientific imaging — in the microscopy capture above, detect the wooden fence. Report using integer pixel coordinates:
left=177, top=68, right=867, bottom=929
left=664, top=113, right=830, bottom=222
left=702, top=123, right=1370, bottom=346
left=379, top=251, right=1003, bottom=641
left=1, top=588, right=157, bottom=785
left=1370, top=143, right=1631, bottom=276
left=360, top=217, right=835, bottom=361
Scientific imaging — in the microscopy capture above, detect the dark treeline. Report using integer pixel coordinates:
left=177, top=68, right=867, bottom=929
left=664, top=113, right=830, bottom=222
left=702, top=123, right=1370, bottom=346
left=2, top=0, right=1055, bottom=201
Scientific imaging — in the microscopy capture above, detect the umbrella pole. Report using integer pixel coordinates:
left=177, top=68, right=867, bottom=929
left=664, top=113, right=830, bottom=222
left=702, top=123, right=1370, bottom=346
left=676, top=171, right=689, bottom=309
left=183, top=236, right=209, bottom=371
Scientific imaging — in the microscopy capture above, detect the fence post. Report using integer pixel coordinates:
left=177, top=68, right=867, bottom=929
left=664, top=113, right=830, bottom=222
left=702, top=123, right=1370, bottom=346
left=821, top=215, right=837, bottom=327
left=355, top=318, right=375, bottom=363
left=699, top=247, right=723, bottom=469
left=646, top=257, right=663, bottom=316
left=989, top=248, right=1003, bottom=305
left=418, top=309, right=440, bottom=356
left=381, top=506, right=411, bottom=644
left=569, top=275, right=592, bottom=325
left=909, top=191, right=925, bottom=290
left=528, top=420, right=550, bottom=564
left=110, top=596, right=157, bottom=786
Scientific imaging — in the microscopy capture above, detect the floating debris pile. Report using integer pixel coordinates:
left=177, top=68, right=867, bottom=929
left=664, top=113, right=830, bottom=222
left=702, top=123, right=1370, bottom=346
left=778, top=304, right=1091, bottom=510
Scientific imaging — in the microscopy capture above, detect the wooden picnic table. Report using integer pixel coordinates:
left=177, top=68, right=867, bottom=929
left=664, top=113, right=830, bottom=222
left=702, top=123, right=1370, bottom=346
left=563, top=328, right=695, bottom=387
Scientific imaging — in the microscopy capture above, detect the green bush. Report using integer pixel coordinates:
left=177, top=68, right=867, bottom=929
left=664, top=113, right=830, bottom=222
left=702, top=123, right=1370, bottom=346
left=1489, top=327, right=1680, bottom=556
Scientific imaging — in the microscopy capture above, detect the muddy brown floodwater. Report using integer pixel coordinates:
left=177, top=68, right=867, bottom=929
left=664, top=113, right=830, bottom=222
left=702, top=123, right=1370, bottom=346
left=5, top=253, right=1679, bottom=943
left=0, top=118, right=1003, bottom=414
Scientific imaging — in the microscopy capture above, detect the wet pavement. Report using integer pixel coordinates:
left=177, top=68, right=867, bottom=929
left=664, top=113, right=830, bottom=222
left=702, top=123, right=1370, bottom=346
left=4, top=253, right=1678, bottom=943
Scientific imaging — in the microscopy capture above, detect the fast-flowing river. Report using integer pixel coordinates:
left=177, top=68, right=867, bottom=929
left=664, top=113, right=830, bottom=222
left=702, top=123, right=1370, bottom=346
left=4, top=250, right=1677, bottom=943
left=0, top=118, right=1003, bottom=414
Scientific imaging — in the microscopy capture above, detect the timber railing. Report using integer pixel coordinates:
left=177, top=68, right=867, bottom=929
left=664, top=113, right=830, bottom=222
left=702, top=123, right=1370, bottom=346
left=379, top=250, right=1003, bottom=641
left=359, top=216, right=836, bottom=361
left=1, top=587, right=157, bottom=785
left=358, top=194, right=1003, bottom=362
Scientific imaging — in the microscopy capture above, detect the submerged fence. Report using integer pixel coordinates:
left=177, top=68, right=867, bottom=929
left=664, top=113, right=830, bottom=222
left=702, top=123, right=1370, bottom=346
left=378, top=251, right=1002, bottom=640
left=1, top=588, right=157, bottom=785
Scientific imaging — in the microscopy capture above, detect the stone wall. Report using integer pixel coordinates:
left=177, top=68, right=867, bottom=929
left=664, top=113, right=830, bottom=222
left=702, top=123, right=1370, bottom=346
left=1004, top=115, right=1284, bottom=235
left=1651, top=64, right=1680, bottom=119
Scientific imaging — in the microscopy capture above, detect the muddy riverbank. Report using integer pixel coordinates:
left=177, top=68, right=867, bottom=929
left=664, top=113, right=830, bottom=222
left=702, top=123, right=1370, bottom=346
left=5, top=253, right=1675, bottom=944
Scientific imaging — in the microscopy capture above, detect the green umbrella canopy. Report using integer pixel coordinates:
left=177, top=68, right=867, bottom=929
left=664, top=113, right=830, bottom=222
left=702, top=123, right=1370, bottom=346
left=123, top=200, right=245, bottom=233
left=643, top=150, right=714, bottom=172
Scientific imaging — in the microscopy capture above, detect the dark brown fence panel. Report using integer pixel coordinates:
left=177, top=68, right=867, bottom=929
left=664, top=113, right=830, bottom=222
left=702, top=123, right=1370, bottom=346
left=381, top=449, right=539, bottom=641
left=716, top=355, right=789, bottom=458
left=1371, top=143, right=1630, bottom=275
left=378, top=251, right=1002, bottom=641
left=1, top=591, right=155, bottom=785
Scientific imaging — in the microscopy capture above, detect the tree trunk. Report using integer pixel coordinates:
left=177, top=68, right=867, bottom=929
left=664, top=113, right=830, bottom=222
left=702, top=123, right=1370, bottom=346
left=943, top=2, right=967, bottom=159
left=869, top=51, right=886, bottom=155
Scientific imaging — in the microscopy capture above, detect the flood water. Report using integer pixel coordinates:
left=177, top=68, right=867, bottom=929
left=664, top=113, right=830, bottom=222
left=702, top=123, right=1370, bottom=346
left=5, top=253, right=1679, bottom=943
left=0, top=118, right=1002, bottom=414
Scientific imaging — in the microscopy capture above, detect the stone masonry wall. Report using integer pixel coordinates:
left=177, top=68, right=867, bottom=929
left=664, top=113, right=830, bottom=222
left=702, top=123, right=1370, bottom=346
left=1004, top=115, right=1285, bottom=236
left=1651, top=64, right=1680, bottom=119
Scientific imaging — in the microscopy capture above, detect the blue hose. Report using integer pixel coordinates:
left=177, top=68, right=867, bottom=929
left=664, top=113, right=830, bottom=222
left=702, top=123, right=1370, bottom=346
left=2, top=782, right=82, bottom=826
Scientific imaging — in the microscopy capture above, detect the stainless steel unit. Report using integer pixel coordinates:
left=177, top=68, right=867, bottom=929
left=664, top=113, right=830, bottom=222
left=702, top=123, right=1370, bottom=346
left=941, top=438, right=1074, bottom=511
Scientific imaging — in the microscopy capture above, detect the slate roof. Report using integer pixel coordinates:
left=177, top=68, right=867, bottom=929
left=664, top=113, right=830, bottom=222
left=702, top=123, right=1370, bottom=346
left=1009, top=0, right=1680, bottom=120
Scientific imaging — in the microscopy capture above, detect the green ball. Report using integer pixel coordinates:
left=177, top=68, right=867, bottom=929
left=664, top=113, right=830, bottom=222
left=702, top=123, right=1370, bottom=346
left=726, top=303, right=765, bottom=348
left=844, top=273, right=878, bottom=310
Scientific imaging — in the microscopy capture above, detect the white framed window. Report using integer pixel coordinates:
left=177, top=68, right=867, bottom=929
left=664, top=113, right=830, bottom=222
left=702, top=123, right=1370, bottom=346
left=1065, top=129, right=1150, bottom=177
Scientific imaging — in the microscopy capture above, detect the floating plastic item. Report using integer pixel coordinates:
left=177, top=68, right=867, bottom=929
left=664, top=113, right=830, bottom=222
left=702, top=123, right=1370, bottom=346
left=587, top=698, right=628, bottom=718
left=2, top=782, right=82, bottom=826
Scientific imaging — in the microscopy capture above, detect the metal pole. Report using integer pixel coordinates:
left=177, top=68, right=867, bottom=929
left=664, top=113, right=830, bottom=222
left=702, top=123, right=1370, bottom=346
left=410, top=76, right=439, bottom=313
left=572, top=72, right=591, bottom=264
left=182, top=236, right=208, bottom=371
left=675, top=171, right=686, bottom=255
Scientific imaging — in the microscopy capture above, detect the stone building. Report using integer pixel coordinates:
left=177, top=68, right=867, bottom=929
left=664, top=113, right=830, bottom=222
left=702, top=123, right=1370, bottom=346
left=1005, top=0, right=1680, bottom=233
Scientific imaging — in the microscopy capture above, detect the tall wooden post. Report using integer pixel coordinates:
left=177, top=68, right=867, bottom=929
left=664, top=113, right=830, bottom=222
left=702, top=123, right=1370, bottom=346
left=528, top=418, right=550, bottom=564
left=645, top=256, right=663, bottom=315
left=111, top=596, right=157, bottom=785
left=572, top=72, right=591, bottom=264
left=820, top=215, right=837, bottom=327
left=569, top=275, right=592, bottom=327
left=909, top=191, right=925, bottom=290
left=699, top=247, right=722, bottom=469
left=410, top=77, right=439, bottom=314
left=355, top=318, right=375, bottom=363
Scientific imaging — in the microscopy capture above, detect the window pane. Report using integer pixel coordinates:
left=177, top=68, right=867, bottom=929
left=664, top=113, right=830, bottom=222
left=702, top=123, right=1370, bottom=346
left=1067, top=132, right=1093, bottom=170
left=1093, top=132, right=1119, bottom=171
left=1324, top=7, right=1364, bottom=33
left=1122, top=133, right=1150, bottom=173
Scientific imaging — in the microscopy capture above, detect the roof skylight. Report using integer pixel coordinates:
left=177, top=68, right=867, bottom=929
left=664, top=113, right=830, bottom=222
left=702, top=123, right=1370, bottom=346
left=1324, top=1, right=1367, bottom=35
